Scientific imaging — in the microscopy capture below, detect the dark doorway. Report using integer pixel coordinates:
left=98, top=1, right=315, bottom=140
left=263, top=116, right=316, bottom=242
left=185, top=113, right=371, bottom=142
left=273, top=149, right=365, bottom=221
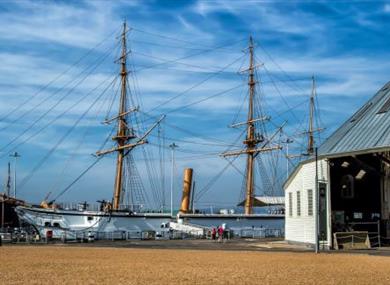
left=329, top=154, right=382, bottom=246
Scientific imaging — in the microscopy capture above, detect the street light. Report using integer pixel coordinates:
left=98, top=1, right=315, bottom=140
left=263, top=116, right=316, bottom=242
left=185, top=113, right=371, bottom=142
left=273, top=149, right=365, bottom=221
left=315, top=147, right=319, bottom=253
left=169, top=143, right=178, bottom=217
left=283, top=138, right=294, bottom=179
left=9, top=152, right=21, bottom=199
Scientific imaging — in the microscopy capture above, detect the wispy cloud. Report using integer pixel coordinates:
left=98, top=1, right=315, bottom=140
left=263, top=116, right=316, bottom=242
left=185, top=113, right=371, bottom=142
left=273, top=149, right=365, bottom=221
left=0, top=0, right=389, bottom=206
left=0, top=1, right=121, bottom=49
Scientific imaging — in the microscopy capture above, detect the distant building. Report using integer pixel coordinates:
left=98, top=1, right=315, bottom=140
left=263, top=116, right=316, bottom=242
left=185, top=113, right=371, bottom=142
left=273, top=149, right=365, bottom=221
left=284, top=81, right=390, bottom=249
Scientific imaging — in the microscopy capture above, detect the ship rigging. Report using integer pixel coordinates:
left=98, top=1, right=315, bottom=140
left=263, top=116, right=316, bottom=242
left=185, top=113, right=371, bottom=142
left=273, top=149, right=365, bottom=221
left=0, top=22, right=320, bottom=235
left=221, top=37, right=282, bottom=214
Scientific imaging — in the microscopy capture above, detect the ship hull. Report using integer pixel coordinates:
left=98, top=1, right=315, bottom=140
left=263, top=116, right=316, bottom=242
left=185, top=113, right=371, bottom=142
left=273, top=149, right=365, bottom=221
left=178, top=214, right=284, bottom=231
left=15, top=206, right=172, bottom=237
left=16, top=206, right=285, bottom=239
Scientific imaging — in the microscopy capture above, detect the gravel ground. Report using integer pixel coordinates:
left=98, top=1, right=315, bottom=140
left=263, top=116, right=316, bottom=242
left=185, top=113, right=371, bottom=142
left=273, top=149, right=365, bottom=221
left=1, top=246, right=390, bottom=284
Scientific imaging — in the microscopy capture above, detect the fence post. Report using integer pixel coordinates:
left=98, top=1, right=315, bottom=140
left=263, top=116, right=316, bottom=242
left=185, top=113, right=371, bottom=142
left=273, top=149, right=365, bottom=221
left=377, top=221, right=381, bottom=248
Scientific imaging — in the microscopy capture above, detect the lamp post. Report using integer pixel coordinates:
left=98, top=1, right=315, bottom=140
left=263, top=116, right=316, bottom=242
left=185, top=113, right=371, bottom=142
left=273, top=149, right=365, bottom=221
left=284, top=138, right=294, bottom=180
left=315, top=147, right=319, bottom=253
left=9, top=152, right=21, bottom=199
left=169, top=143, right=178, bottom=217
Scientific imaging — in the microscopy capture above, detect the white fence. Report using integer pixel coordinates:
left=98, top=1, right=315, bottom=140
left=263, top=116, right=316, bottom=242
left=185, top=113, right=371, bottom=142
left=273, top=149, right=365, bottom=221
left=234, top=228, right=284, bottom=238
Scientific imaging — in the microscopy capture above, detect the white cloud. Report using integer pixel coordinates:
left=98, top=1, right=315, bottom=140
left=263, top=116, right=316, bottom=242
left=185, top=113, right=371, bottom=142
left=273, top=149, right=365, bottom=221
left=0, top=1, right=121, bottom=48
left=192, top=0, right=325, bottom=36
left=0, top=0, right=389, bottom=206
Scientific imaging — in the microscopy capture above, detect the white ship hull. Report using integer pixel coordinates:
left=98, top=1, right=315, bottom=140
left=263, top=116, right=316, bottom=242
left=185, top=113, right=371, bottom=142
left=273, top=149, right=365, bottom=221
left=16, top=206, right=285, bottom=240
left=16, top=206, right=172, bottom=237
left=177, top=213, right=285, bottom=231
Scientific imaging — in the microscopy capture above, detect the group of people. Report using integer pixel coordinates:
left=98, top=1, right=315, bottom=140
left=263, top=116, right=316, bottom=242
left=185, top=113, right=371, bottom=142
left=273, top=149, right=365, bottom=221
left=211, top=225, right=228, bottom=242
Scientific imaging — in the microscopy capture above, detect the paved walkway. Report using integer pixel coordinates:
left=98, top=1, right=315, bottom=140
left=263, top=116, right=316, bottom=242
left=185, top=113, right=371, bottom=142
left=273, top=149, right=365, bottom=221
left=4, top=238, right=390, bottom=255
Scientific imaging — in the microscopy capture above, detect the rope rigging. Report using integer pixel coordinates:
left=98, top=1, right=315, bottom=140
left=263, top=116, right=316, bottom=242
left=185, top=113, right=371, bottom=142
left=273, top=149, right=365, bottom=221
left=0, top=22, right=328, bottom=211
left=51, top=114, right=118, bottom=202
left=17, top=72, right=119, bottom=190
left=194, top=128, right=246, bottom=202
left=256, top=42, right=307, bottom=93
left=134, top=38, right=246, bottom=74
left=133, top=50, right=225, bottom=73
left=146, top=53, right=246, bottom=114
left=140, top=111, right=237, bottom=146
left=0, top=27, right=119, bottom=125
left=0, top=43, right=119, bottom=154
left=132, top=27, right=244, bottom=52
left=48, top=76, right=122, bottom=196
left=0, top=73, right=118, bottom=159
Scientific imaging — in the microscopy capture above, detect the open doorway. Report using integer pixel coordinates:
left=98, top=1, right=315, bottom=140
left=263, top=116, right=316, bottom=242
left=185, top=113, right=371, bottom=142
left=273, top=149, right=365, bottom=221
left=329, top=153, right=386, bottom=247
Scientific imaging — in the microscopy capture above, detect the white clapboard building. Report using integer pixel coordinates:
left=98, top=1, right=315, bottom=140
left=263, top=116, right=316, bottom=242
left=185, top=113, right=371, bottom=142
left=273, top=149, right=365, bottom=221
left=284, top=81, right=390, bottom=249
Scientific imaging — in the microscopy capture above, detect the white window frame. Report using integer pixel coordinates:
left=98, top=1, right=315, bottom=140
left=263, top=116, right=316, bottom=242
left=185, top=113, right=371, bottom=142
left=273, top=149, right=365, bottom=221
left=296, top=191, right=301, bottom=217
left=308, top=189, right=313, bottom=216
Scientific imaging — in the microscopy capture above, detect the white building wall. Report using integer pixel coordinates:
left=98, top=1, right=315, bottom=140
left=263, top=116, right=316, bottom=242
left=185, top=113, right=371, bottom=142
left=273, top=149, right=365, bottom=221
left=285, top=159, right=330, bottom=246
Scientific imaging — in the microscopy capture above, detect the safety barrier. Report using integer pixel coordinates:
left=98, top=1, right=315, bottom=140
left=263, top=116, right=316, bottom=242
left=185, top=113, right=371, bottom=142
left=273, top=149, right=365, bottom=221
left=333, top=231, right=371, bottom=249
left=235, top=228, right=284, bottom=239
left=348, top=221, right=382, bottom=247
left=368, top=235, right=390, bottom=247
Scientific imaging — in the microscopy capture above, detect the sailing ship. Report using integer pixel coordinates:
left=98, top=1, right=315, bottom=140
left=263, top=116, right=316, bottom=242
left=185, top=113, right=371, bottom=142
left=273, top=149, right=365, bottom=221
left=15, top=22, right=172, bottom=237
left=12, top=23, right=319, bottom=238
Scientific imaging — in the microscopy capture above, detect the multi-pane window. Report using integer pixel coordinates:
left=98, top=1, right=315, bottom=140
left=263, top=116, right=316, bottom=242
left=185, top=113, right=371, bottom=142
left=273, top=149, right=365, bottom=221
left=288, top=192, right=293, bottom=217
left=308, top=189, right=313, bottom=216
left=296, top=191, right=301, bottom=216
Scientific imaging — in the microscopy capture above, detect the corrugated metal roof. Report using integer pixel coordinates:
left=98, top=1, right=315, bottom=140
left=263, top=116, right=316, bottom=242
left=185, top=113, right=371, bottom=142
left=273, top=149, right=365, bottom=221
left=284, top=81, right=390, bottom=190
left=318, top=81, right=390, bottom=157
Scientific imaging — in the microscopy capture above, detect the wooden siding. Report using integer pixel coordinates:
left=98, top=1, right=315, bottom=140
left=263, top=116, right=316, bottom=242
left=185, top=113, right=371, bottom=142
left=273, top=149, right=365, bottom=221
left=285, top=159, right=331, bottom=245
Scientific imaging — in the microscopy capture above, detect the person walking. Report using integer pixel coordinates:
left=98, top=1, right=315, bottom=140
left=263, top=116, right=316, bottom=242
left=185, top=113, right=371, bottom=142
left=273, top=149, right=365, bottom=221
left=218, top=226, right=224, bottom=242
left=211, top=227, right=216, bottom=241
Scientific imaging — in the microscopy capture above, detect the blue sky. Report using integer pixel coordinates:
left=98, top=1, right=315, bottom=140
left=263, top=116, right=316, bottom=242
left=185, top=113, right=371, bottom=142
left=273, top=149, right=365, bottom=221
left=0, top=0, right=389, bottom=210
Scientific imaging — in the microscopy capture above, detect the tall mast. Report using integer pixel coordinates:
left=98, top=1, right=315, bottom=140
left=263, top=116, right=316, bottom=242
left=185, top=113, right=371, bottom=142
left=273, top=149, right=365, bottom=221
left=113, top=21, right=129, bottom=210
left=286, top=76, right=322, bottom=159
left=221, top=36, right=281, bottom=215
left=244, top=36, right=256, bottom=215
left=96, top=21, right=165, bottom=211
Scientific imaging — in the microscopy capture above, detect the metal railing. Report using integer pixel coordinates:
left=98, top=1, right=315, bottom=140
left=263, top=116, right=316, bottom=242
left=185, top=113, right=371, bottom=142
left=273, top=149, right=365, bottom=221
left=234, top=228, right=284, bottom=238
left=56, top=202, right=146, bottom=212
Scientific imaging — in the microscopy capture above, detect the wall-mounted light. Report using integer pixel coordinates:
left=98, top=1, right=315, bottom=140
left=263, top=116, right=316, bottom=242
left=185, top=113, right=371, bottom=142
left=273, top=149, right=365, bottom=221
left=341, top=161, right=350, bottom=168
left=355, top=169, right=366, bottom=180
